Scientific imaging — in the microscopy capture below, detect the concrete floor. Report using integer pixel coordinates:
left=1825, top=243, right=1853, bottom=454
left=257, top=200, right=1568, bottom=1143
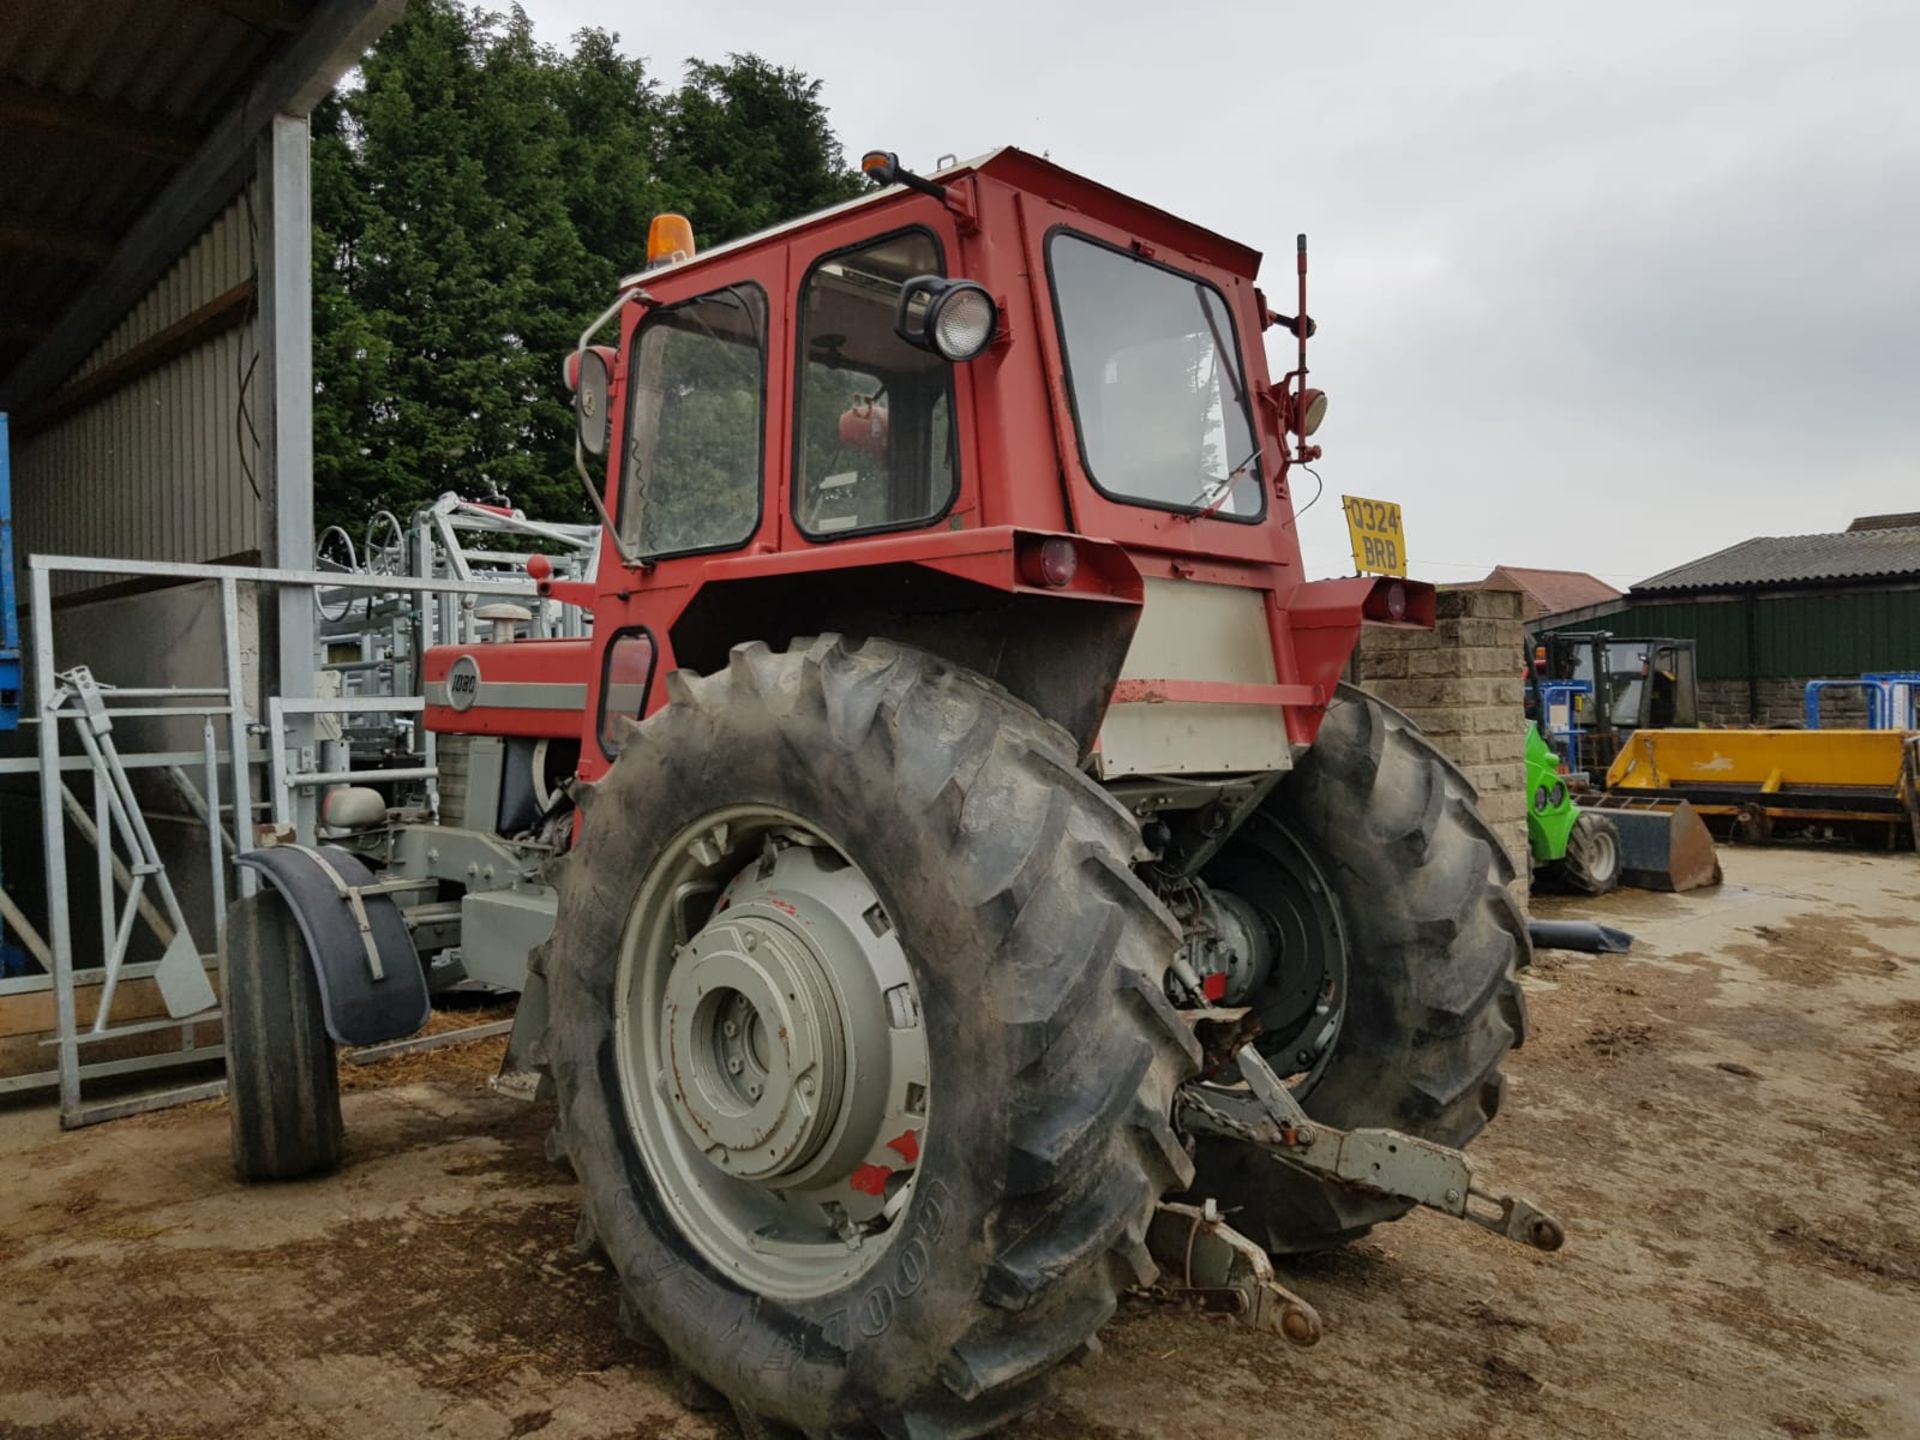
left=3, top=846, right=1918, bottom=1439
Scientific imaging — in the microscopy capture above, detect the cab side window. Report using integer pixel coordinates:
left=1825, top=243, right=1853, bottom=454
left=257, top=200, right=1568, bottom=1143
left=794, top=231, right=957, bottom=537
left=621, top=285, right=769, bottom=559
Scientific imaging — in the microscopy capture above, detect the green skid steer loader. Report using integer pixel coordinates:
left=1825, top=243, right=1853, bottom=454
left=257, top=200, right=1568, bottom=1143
left=1526, top=722, right=1622, bottom=894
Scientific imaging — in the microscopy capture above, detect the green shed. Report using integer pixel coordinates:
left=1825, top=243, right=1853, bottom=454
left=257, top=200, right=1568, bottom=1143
left=1537, top=517, right=1920, bottom=727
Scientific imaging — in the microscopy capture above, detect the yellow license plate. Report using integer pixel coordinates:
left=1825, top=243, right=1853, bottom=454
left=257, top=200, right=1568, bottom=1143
left=1342, top=495, right=1407, bottom=577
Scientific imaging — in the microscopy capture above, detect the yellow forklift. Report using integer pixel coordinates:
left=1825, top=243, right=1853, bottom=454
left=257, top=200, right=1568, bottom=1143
left=1528, top=631, right=1698, bottom=776
left=1526, top=631, right=1721, bottom=889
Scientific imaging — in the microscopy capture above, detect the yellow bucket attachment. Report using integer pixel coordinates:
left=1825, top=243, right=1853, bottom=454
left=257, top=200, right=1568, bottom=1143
left=1605, top=729, right=1920, bottom=845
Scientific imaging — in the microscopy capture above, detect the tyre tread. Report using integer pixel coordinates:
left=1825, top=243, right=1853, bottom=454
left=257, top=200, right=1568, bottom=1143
left=225, top=889, right=344, bottom=1183
left=544, top=635, right=1194, bottom=1438
left=1188, top=683, right=1527, bottom=1254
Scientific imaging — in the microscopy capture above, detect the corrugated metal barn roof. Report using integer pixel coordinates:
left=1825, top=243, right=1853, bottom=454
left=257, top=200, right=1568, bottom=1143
left=1634, top=525, right=1920, bottom=594
left=0, top=1, right=313, bottom=391
left=1848, top=511, right=1920, bottom=532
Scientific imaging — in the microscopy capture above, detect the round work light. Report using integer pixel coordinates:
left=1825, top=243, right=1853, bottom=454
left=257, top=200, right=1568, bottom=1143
left=926, top=282, right=998, bottom=361
left=1289, top=386, right=1329, bottom=437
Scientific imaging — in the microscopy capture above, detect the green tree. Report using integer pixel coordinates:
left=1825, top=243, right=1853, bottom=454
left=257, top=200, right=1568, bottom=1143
left=311, top=0, right=862, bottom=536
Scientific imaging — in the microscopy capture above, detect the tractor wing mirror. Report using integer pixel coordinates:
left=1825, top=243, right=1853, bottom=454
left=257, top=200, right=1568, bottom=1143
left=571, top=346, right=613, bottom=458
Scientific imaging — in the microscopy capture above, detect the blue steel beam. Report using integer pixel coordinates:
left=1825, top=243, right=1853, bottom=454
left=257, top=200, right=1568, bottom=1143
left=1, top=411, right=18, bottom=731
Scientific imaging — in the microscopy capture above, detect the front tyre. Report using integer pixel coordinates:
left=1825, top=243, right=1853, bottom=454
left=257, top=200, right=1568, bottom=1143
left=224, top=890, right=344, bottom=1182
left=539, top=637, right=1197, bottom=1438
left=1553, top=811, right=1622, bottom=895
left=1191, top=684, right=1529, bottom=1253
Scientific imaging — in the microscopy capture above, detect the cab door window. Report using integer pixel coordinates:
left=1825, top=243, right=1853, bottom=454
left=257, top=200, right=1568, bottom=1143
left=793, top=230, right=957, bottom=538
left=620, top=284, right=768, bottom=559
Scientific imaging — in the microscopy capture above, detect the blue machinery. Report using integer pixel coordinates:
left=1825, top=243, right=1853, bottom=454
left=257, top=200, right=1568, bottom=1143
left=1, top=414, right=18, bottom=976
left=1535, top=679, right=1595, bottom=769
left=1, top=413, right=18, bottom=732
left=1804, top=675, right=1920, bottom=731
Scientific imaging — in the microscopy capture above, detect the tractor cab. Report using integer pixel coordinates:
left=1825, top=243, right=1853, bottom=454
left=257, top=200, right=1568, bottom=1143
left=428, top=147, right=1423, bottom=795
left=1528, top=629, right=1699, bottom=772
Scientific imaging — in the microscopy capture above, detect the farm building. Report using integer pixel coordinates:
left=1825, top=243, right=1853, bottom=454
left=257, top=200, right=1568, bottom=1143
left=1, top=0, right=400, bottom=579
left=0, top=0, right=404, bottom=1109
left=1458, top=564, right=1621, bottom=620
left=1536, top=516, right=1920, bottom=727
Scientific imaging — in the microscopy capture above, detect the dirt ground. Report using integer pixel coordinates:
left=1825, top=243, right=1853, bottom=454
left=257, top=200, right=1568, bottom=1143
left=3, top=845, right=1918, bottom=1440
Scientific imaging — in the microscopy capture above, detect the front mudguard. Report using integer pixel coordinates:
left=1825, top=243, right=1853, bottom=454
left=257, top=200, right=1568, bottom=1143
left=232, top=845, right=429, bottom=1047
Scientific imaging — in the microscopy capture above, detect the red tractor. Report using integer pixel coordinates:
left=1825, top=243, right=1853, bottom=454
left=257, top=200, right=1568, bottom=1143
left=223, top=147, right=1554, bottom=1439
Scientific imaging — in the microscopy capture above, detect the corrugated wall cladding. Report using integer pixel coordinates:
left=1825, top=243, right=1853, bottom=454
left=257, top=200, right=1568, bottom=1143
left=1752, top=587, right=1920, bottom=678
left=1545, top=586, right=1920, bottom=681
left=1573, top=599, right=1750, bottom=679
left=13, top=190, right=259, bottom=593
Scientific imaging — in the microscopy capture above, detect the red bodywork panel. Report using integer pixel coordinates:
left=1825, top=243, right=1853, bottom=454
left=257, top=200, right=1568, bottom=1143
left=423, top=638, right=592, bottom=739
left=424, top=148, right=1430, bottom=780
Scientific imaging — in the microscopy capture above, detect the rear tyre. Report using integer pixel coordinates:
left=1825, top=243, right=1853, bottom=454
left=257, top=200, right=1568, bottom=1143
left=224, top=889, right=344, bottom=1182
left=1190, top=684, right=1529, bottom=1254
left=540, top=636, right=1197, bottom=1439
left=1555, top=811, right=1622, bottom=895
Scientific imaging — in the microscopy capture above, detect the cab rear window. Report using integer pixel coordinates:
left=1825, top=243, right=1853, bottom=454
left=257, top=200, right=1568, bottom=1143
left=1047, top=231, right=1263, bottom=522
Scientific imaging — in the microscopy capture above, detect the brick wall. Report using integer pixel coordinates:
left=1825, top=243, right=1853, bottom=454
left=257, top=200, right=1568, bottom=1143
left=1350, top=588, right=1529, bottom=912
left=1697, top=676, right=1871, bottom=729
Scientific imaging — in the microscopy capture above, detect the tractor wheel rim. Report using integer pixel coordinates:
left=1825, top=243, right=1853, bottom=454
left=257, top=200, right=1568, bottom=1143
left=1207, top=816, right=1350, bottom=1091
left=613, top=806, right=930, bottom=1300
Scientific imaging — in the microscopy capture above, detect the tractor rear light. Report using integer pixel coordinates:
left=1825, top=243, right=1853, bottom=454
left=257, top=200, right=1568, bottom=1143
left=1019, top=537, right=1079, bottom=589
left=1361, top=578, right=1430, bottom=626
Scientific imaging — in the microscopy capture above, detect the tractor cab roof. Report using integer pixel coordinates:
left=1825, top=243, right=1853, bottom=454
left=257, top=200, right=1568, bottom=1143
left=620, top=146, right=1263, bottom=291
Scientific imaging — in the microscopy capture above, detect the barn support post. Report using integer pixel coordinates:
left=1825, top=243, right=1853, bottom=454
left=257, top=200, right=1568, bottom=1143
left=253, top=113, right=318, bottom=843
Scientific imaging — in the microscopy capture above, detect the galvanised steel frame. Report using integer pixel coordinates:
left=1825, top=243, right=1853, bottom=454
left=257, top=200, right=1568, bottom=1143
left=9, top=553, right=538, bottom=1125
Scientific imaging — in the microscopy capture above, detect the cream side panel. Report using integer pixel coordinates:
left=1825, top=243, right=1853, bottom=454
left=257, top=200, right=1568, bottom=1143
left=1097, top=578, right=1291, bottom=777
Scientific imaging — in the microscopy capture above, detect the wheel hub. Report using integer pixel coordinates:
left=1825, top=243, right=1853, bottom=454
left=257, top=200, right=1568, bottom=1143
left=1192, top=816, right=1350, bottom=1087
left=662, top=912, right=851, bottom=1183
left=1208, top=887, right=1275, bottom=1006
left=615, top=811, right=932, bottom=1299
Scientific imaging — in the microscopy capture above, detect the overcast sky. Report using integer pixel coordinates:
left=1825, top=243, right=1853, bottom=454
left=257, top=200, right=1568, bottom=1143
left=527, top=0, right=1917, bottom=587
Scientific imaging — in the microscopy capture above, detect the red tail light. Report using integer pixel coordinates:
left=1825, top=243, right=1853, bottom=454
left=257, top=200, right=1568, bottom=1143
left=1019, top=537, right=1079, bottom=589
left=1362, top=577, right=1432, bottom=625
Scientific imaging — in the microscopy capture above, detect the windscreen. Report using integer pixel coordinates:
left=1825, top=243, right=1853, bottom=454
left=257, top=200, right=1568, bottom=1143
left=1604, top=641, right=1649, bottom=726
left=1048, top=232, right=1262, bottom=520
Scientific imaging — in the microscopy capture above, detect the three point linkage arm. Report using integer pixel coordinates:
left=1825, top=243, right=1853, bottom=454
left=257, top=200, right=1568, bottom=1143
left=1177, top=1046, right=1567, bottom=1254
